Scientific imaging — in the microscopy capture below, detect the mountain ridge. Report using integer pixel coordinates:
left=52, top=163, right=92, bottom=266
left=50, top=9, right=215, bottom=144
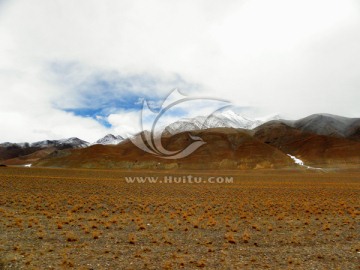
left=165, top=110, right=281, bottom=134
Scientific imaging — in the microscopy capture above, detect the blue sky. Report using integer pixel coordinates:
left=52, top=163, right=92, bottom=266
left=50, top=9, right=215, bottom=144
left=49, top=62, right=202, bottom=130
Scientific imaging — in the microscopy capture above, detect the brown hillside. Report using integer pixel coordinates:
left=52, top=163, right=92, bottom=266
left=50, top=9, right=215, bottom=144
left=34, top=128, right=294, bottom=170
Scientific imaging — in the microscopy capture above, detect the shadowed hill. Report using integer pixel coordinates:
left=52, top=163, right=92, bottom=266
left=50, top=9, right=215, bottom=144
left=284, top=114, right=360, bottom=141
left=254, top=121, right=360, bottom=168
left=1, top=148, right=56, bottom=166
left=0, top=145, right=42, bottom=162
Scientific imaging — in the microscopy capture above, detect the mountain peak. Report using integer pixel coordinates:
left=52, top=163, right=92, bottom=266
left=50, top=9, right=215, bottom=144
left=94, top=134, right=124, bottom=145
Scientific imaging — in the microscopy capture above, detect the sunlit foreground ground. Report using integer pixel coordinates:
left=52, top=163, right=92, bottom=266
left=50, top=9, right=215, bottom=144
left=0, top=167, right=359, bottom=269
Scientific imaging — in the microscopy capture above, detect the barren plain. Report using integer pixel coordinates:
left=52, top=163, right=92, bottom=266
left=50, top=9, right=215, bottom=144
left=0, top=167, right=359, bottom=269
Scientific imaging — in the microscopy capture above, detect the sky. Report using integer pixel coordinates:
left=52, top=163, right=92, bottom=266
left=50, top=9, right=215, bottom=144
left=0, top=0, right=360, bottom=143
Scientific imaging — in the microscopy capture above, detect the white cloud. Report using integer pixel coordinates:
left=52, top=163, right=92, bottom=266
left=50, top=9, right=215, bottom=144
left=0, top=0, right=360, bottom=142
left=107, top=111, right=142, bottom=138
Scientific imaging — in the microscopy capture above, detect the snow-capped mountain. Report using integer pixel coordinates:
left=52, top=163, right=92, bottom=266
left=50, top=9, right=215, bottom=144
left=0, top=138, right=89, bottom=149
left=31, top=137, right=90, bottom=148
left=0, top=142, right=28, bottom=148
left=94, top=134, right=124, bottom=145
left=165, top=110, right=280, bottom=134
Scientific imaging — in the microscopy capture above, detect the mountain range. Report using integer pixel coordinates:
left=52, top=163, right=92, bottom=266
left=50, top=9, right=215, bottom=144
left=1, top=112, right=360, bottom=169
left=0, top=134, right=122, bottom=165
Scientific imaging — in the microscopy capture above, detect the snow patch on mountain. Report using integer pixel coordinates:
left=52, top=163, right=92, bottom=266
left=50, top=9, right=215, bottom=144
left=287, top=154, right=305, bottom=166
left=287, top=154, right=325, bottom=171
